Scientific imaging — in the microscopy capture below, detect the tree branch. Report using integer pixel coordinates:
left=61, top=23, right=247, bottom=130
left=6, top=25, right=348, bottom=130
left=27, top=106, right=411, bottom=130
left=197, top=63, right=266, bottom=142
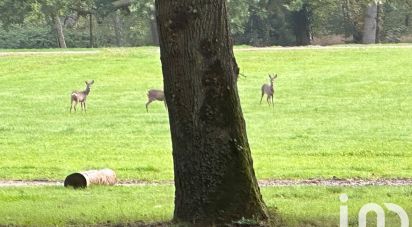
left=112, top=0, right=132, bottom=9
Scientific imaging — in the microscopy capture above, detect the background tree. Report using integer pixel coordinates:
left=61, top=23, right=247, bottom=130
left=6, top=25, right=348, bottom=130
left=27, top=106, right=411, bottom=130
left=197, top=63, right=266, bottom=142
left=36, top=0, right=70, bottom=48
left=0, top=0, right=33, bottom=27
left=286, top=0, right=313, bottom=45
left=237, top=0, right=295, bottom=46
left=155, top=0, right=269, bottom=224
left=362, top=1, right=379, bottom=43
left=70, top=0, right=96, bottom=47
left=131, top=0, right=158, bottom=45
left=227, top=0, right=250, bottom=39
left=285, top=0, right=345, bottom=45
left=342, top=0, right=391, bottom=44
left=381, top=0, right=412, bottom=42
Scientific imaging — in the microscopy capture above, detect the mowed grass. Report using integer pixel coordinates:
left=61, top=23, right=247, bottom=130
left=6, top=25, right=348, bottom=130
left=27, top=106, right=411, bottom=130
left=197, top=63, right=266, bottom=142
left=1, top=185, right=412, bottom=226
left=0, top=46, right=411, bottom=181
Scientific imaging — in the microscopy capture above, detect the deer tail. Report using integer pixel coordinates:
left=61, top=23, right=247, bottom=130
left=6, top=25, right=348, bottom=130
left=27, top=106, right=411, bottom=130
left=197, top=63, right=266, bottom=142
left=71, top=92, right=79, bottom=102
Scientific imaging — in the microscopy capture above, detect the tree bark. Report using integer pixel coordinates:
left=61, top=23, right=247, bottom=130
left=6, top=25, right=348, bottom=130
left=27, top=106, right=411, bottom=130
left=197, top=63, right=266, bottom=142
left=89, top=13, right=94, bottom=48
left=155, top=0, right=269, bottom=225
left=362, top=1, right=378, bottom=44
left=51, top=13, right=67, bottom=48
left=149, top=12, right=159, bottom=46
left=112, top=10, right=124, bottom=46
left=375, top=2, right=381, bottom=43
left=292, top=4, right=311, bottom=46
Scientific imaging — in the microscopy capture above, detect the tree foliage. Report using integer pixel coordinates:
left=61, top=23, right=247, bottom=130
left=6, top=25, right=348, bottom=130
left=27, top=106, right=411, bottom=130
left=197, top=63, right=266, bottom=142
left=0, top=0, right=33, bottom=27
left=0, top=0, right=411, bottom=48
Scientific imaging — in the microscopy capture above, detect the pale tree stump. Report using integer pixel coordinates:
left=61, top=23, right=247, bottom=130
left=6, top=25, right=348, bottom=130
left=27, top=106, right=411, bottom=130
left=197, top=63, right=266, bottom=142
left=64, top=169, right=117, bottom=188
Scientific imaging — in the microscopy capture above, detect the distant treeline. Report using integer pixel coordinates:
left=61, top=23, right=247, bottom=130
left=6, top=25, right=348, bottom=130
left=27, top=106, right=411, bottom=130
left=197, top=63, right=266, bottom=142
left=0, top=0, right=411, bottom=49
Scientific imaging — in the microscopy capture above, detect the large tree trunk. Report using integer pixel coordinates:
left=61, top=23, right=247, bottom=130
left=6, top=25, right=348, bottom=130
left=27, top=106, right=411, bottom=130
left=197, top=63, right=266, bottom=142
left=51, top=13, right=67, bottom=48
left=155, top=0, right=269, bottom=225
left=292, top=4, right=311, bottom=46
left=362, top=1, right=378, bottom=44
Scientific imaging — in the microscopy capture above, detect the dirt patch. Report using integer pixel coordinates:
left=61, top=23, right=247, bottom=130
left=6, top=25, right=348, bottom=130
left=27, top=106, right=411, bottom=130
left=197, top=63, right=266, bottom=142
left=0, top=50, right=99, bottom=57
left=258, top=178, right=412, bottom=187
left=400, top=35, right=412, bottom=43
left=311, top=35, right=351, bottom=46
left=0, top=180, right=62, bottom=187
left=235, top=45, right=412, bottom=51
left=1, top=178, right=412, bottom=187
left=93, top=221, right=171, bottom=227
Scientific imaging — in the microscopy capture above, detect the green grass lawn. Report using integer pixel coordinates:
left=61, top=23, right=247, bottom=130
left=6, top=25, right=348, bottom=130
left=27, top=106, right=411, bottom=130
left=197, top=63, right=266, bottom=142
left=0, top=46, right=411, bottom=181
left=0, top=46, right=411, bottom=226
left=1, top=185, right=411, bottom=226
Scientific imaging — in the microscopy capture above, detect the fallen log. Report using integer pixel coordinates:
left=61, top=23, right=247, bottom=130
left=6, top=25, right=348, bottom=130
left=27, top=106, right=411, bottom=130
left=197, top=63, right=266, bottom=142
left=64, top=169, right=117, bottom=188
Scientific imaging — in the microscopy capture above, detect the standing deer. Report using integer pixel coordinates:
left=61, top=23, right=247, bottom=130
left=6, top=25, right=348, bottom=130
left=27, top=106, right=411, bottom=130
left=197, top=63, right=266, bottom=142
left=146, top=89, right=166, bottom=112
left=70, top=80, right=94, bottom=112
left=260, top=74, right=277, bottom=106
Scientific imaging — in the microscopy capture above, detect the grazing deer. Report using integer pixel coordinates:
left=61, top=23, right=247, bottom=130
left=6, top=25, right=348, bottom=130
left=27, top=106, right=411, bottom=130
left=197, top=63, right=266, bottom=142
left=260, top=74, right=277, bottom=106
left=146, top=89, right=166, bottom=112
left=70, top=80, right=94, bottom=112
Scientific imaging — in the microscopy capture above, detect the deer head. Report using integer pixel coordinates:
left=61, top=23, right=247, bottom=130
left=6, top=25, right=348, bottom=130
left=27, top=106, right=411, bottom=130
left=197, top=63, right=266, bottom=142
left=85, top=80, right=94, bottom=87
left=268, top=74, right=277, bottom=84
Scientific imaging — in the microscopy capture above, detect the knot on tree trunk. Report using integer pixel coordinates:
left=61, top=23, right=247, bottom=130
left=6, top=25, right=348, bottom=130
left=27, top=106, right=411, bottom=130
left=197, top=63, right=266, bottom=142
left=168, top=5, right=199, bottom=32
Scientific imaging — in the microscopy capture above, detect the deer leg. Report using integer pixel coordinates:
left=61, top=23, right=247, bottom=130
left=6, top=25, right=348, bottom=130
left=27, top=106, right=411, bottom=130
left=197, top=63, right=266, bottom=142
left=271, top=95, right=274, bottom=107
left=72, top=102, right=76, bottom=112
left=146, top=99, right=154, bottom=112
left=83, top=102, right=86, bottom=112
left=267, top=96, right=271, bottom=106
left=260, top=92, right=264, bottom=104
left=70, top=98, right=76, bottom=112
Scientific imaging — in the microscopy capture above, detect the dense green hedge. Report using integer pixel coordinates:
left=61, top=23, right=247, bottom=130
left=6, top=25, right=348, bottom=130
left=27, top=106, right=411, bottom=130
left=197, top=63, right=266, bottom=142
left=0, top=25, right=57, bottom=49
left=0, top=24, right=93, bottom=49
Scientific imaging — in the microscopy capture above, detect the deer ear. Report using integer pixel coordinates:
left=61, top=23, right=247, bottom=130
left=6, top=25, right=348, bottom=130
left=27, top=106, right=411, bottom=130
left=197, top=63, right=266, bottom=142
left=90, top=80, right=94, bottom=84
left=274, top=74, right=278, bottom=78
left=268, top=74, right=272, bottom=79
left=85, top=81, right=88, bottom=84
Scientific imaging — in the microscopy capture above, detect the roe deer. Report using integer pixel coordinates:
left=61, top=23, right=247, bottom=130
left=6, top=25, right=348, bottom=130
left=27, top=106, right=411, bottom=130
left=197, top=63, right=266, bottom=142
left=70, top=80, right=94, bottom=112
left=260, top=74, right=277, bottom=106
left=146, top=89, right=166, bottom=112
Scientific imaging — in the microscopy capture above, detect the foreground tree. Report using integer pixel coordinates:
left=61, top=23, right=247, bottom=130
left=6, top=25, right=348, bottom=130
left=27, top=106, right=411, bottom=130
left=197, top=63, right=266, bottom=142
left=155, top=0, right=269, bottom=225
